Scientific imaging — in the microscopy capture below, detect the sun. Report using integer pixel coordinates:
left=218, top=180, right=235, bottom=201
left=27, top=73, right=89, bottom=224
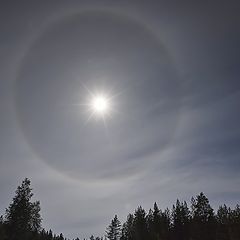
left=78, top=84, right=118, bottom=124
left=91, top=95, right=109, bottom=114
left=86, top=91, right=114, bottom=123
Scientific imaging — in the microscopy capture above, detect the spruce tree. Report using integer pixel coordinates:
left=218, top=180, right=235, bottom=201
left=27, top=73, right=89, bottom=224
left=152, top=202, right=162, bottom=240
left=172, top=200, right=190, bottom=240
left=229, top=205, right=240, bottom=240
left=106, top=215, right=121, bottom=240
left=216, top=205, right=231, bottom=240
left=4, top=178, right=42, bottom=240
left=190, top=192, right=215, bottom=240
left=133, top=207, right=148, bottom=240
left=121, top=214, right=134, bottom=240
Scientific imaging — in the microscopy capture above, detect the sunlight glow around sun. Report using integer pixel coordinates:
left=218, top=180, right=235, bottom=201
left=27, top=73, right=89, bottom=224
left=78, top=84, right=119, bottom=124
left=84, top=90, right=115, bottom=123
left=91, top=95, right=109, bottom=114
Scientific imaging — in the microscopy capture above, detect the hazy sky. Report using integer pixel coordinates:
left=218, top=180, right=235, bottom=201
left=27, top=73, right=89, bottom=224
left=0, top=1, right=240, bottom=239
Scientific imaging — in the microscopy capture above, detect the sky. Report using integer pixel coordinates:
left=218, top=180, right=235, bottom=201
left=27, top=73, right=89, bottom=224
left=0, top=1, right=240, bottom=239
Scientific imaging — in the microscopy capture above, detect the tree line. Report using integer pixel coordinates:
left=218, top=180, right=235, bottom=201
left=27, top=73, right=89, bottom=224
left=0, top=178, right=239, bottom=240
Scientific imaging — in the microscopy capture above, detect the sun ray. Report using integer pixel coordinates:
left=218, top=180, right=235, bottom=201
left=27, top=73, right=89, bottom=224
left=74, top=84, right=121, bottom=125
left=84, top=111, right=95, bottom=125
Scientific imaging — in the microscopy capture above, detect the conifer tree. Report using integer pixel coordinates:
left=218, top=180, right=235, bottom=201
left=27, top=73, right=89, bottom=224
left=106, top=215, right=121, bottom=240
left=216, top=204, right=231, bottom=240
left=152, top=202, right=162, bottom=240
left=133, top=207, right=148, bottom=240
left=229, top=205, right=240, bottom=240
left=0, top=216, right=7, bottom=240
left=4, top=178, right=42, bottom=240
left=121, top=214, right=134, bottom=240
left=190, top=192, right=215, bottom=240
left=172, top=200, right=190, bottom=240
left=161, top=208, right=171, bottom=240
left=146, top=209, right=154, bottom=240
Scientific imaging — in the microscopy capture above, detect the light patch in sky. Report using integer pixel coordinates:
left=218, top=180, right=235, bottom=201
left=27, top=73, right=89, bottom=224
left=91, top=95, right=110, bottom=114
left=88, top=93, right=112, bottom=121
left=82, top=88, right=117, bottom=125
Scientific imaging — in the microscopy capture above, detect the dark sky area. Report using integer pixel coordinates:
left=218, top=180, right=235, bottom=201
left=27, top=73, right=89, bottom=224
left=0, top=1, right=240, bottom=239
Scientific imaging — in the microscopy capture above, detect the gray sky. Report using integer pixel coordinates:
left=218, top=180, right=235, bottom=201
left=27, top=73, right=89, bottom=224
left=0, top=1, right=240, bottom=239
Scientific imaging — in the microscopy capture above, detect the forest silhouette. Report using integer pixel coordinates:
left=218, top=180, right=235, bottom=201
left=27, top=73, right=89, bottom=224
left=0, top=178, right=239, bottom=240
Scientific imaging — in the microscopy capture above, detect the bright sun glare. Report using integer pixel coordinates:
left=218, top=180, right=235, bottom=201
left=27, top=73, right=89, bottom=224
left=85, top=92, right=114, bottom=123
left=79, top=85, right=117, bottom=124
left=91, top=95, right=109, bottom=114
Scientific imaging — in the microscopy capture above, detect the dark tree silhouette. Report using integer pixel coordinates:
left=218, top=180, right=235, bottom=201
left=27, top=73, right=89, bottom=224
left=106, top=215, right=121, bottom=240
left=4, top=178, right=42, bottom=240
left=1, top=178, right=240, bottom=240
left=171, top=199, right=190, bottom=240
left=160, top=208, right=171, bottom=240
left=121, top=214, right=134, bottom=240
left=0, top=216, right=7, bottom=240
left=228, top=205, right=240, bottom=240
left=190, top=192, right=215, bottom=240
left=150, top=202, right=162, bottom=240
left=132, top=207, right=148, bottom=240
left=216, top=204, right=231, bottom=240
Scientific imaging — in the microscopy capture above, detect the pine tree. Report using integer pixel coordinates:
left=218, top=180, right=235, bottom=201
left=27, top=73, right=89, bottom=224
left=161, top=208, right=171, bottom=240
left=229, top=205, right=240, bottom=240
left=216, top=204, right=231, bottom=240
left=133, top=206, right=148, bottom=240
left=0, top=216, right=7, bottom=240
left=4, top=178, right=42, bottom=240
left=106, top=215, right=121, bottom=240
left=121, top=214, right=134, bottom=240
left=152, top=202, right=162, bottom=240
left=172, top=200, right=190, bottom=240
left=146, top=209, right=154, bottom=240
left=190, top=192, right=215, bottom=240
left=59, top=233, right=64, bottom=240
